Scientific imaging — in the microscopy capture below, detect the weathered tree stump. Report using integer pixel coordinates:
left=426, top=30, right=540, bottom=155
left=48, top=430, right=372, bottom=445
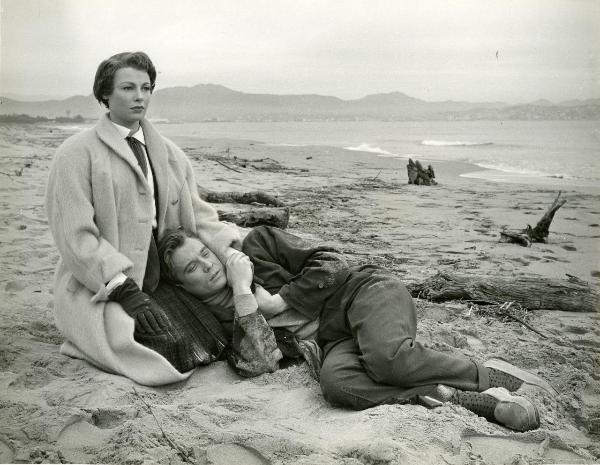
left=408, top=271, right=599, bottom=312
left=407, top=158, right=437, bottom=186
left=500, top=192, right=566, bottom=246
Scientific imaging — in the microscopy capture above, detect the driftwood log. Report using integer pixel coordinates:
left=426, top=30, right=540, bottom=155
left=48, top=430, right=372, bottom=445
left=198, top=188, right=289, bottom=229
left=199, top=189, right=286, bottom=208
left=218, top=207, right=289, bottom=229
left=407, top=158, right=437, bottom=186
left=500, top=192, right=566, bottom=246
left=408, top=272, right=599, bottom=312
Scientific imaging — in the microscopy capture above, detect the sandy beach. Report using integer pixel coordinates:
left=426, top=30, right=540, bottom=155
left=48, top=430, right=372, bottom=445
left=1, top=122, right=599, bottom=464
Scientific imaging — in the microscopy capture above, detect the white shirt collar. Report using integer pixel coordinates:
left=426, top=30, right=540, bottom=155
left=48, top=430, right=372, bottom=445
left=110, top=120, right=146, bottom=146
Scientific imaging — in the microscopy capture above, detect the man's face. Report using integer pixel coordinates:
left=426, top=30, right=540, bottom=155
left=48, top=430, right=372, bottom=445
left=170, top=237, right=228, bottom=298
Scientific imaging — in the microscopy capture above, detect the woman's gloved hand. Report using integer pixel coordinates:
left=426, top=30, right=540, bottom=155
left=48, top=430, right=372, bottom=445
left=108, top=277, right=171, bottom=335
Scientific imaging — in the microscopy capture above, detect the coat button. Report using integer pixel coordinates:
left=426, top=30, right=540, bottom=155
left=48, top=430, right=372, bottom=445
left=318, top=283, right=324, bottom=289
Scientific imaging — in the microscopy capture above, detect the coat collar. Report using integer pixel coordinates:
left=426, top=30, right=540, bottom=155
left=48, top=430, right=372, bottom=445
left=95, top=113, right=145, bottom=182
left=95, top=114, right=170, bottom=227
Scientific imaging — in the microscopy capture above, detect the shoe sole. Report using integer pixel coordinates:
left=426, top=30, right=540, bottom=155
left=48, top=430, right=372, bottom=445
left=484, top=359, right=557, bottom=395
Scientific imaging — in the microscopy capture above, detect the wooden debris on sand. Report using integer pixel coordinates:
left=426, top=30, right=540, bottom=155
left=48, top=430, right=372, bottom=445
left=199, top=190, right=286, bottom=208
left=199, top=188, right=289, bottom=229
left=218, top=207, right=289, bottom=229
left=500, top=191, right=566, bottom=246
left=407, top=158, right=437, bottom=186
left=408, top=271, right=599, bottom=313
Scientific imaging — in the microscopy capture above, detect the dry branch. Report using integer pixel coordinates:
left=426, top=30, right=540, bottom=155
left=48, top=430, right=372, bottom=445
left=408, top=271, right=599, bottom=313
left=215, top=159, right=242, bottom=173
left=132, top=387, right=193, bottom=463
left=500, top=192, right=566, bottom=246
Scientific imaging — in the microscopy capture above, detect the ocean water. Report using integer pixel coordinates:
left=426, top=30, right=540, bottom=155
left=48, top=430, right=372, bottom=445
left=157, top=120, right=600, bottom=188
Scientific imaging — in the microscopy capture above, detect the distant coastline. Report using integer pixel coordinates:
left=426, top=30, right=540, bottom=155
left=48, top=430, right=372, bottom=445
left=0, top=113, right=87, bottom=124
left=1, top=85, right=599, bottom=122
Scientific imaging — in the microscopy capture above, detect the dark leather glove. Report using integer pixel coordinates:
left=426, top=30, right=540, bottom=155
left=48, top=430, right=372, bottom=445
left=108, top=277, right=171, bottom=335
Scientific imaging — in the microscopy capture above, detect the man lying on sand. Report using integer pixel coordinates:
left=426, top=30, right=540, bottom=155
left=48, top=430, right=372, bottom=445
left=152, top=225, right=554, bottom=432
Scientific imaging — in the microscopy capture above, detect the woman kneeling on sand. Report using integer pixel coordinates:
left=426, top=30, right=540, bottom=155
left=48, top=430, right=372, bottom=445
left=45, top=51, right=240, bottom=385
left=156, top=225, right=556, bottom=432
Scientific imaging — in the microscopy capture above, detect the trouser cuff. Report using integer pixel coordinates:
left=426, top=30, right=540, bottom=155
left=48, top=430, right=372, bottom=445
left=477, top=363, right=490, bottom=391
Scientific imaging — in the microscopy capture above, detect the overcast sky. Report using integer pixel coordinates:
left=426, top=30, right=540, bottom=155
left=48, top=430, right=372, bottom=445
left=1, top=0, right=598, bottom=103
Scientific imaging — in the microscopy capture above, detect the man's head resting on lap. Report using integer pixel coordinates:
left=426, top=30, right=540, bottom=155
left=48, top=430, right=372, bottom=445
left=158, top=229, right=228, bottom=298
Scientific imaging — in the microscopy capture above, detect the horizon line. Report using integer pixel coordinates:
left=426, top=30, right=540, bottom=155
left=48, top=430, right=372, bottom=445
left=2, top=84, right=599, bottom=106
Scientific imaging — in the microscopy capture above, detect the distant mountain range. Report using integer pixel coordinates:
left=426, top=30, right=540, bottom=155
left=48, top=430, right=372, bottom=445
left=1, top=84, right=599, bottom=121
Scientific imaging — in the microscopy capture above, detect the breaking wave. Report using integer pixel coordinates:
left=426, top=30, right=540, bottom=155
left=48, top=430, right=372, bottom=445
left=344, top=143, right=395, bottom=156
left=421, top=140, right=493, bottom=147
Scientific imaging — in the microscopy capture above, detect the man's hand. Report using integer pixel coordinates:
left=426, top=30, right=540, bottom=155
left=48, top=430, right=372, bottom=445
left=108, top=278, right=171, bottom=335
left=225, top=251, right=253, bottom=295
left=254, top=284, right=288, bottom=319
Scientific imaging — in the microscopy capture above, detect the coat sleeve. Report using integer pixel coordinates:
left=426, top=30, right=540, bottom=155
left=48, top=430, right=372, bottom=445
left=242, top=226, right=350, bottom=320
left=45, top=143, right=133, bottom=296
left=226, top=312, right=282, bottom=377
left=181, top=152, right=241, bottom=258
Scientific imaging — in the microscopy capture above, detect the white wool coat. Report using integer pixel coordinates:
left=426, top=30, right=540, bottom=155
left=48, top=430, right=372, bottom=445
left=45, top=114, right=239, bottom=385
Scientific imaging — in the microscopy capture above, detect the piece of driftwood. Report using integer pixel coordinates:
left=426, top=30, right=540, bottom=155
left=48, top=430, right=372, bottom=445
left=218, top=207, right=290, bottom=229
left=408, top=271, right=599, bottom=312
left=407, top=158, right=437, bottom=186
left=198, top=187, right=289, bottom=228
left=500, top=192, right=566, bottom=246
left=199, top=189, right=286, bottom=207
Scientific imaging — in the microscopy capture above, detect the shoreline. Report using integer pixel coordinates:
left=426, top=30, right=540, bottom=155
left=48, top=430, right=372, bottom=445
left=166, top=134, right=600, bottom=195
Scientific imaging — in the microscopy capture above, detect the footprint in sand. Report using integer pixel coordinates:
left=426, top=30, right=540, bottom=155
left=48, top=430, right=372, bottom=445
left=5, top=281, right=26, bottom=292
left=510, top=257, right=530, bottom=266
left=460, top=435, right=592, bottom=464
left=91, top=408, right=128, bottom=429
left=57, top=415, right=113, bottom=463
left=205, top=444, right=271, bottom=465
left=0, top=437, right=14, bottom=464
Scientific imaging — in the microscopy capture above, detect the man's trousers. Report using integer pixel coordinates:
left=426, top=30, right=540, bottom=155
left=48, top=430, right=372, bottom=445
left=318, top=270, right=488, bottom=410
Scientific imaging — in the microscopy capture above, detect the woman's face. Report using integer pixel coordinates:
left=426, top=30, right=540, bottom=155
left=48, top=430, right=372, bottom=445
left=104, top=67, right=152, bottom=130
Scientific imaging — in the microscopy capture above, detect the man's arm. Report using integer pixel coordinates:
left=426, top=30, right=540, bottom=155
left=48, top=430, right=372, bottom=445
left=242, top=226, right=350, bottom=320
left=225, top=251, right=282, bottom=377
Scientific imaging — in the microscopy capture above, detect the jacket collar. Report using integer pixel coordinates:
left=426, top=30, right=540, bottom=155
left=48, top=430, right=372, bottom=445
left=95, top=114, right=170, bottom=227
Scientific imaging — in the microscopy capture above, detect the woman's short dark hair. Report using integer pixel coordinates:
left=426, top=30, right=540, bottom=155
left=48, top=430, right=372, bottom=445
left=158, top=228, right=197, bottom=284
left=93, top=51, right=157, bottom=108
